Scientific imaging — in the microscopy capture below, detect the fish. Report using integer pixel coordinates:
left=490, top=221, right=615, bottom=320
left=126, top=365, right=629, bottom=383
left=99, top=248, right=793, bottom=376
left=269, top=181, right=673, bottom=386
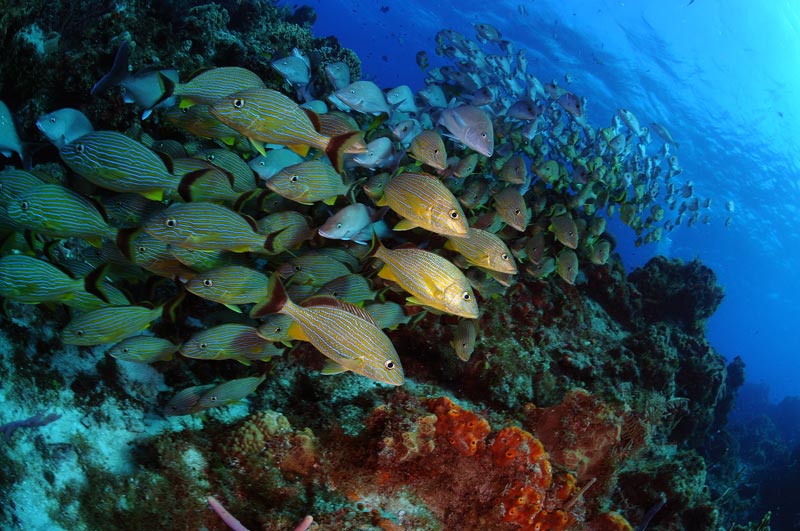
left=649, top=122, right=679, bottom=149
left=62, top=305, right=164, bottom=346
left=451, top=318, right=478, bottom=361
left=265, top=159, right=349, bottom=205
left=165, top=375, right=266, bottom=416
left=493, top=187, right=530, bottom=232
left=169, top=66, right=265, bottom=107
left=385, top=85, right=417, bottom=114
left=335, top=80, right=392, bottom=115
left=453, top=153, right=479, bottom=178
left=276, top=251, right=352, bottom=286
left=549, top=215, right=579, bottom=249
left=173, top=158, right=242, bottom=204
left=91, top=40, right=179, bottom=118
left=248, top=148, right=304, bottom=181
left=557, top=92, right=584, bottom=118
left=117, top=228, right=195, bottom=279
left=318, top=203, right=381, bottom=244
left=438, top=105, right=494, bottom=157
left=181, top=323, right=283, bottom=365
left=499, top=154, right=528, bottom=184
left=378, top=172, right=469, bottom=237
left=257, top=210, right=314, bottom=254
left=0, top=100, right=24, bottom=163
left=102, top=193, right=164, bottom=228
left=363, top=171, right=391, bottom=202
left=617, top=108, right=642, bottom=137
left=589, top=240, right=612, bottom=265
left=250, top=275, right=403, bottom=385
left=526, top=256, right=556, bottom=280
left=474, top=23, right=502, bottom=43
left=35, top=108, right=94, bottom=149
left=144, top=202, right=268, bottom=253
left=167, top=245, right=235, bottom=272
left=525, top=231, right=547, bottom=264
left=364, top=302, right=412, bottom=330
left=7, top=183, right=118, bottom=245
left=272, top=48, right=311, bottom=87
left=0, top=254, right=108, bottom=305
left=165, top=105, right=241, bottom=145
left=109, top=336, right=179, bottom=363
left=316, top=274, right=376, bottom=305
left=59, top=131, right=179, bottom=201
left=255, top=314, right=296, bottom=346
left=209, top=87, right=363, bottom=170
left=373, top=241, right=479, bottom=318
left=391, top=119, right=423, bottom=146
left=352, top=136, right=396, bottom=169
left=324, top=62, right=351, bottom=90
left=195, top=148, right=257, bottom=193
left=408, top=130, right=447, bottom=170
left=418, top=84, right=448, bottom=108
left=444, top=228, right=518, bottom=274
left=184, top=265, right=269, bottom=309
left=555, top=249, right=579, bottom=285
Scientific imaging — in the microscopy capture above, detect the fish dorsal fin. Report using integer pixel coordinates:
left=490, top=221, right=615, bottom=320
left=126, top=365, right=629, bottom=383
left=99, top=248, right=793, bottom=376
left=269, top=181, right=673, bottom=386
left=300, top=295, right=378, bottom=325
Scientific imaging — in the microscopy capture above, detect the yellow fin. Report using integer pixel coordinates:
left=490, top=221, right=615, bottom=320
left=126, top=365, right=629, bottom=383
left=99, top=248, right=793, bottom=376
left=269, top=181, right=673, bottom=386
left=287, top=321, right=310, bottom=342
left=249, top=137, right=267, bottom=156
left=220, top=137, right=236, bottom=146
left=321, top=359, right=349, bottom=375
left=233, top=357, right=253, bottom=367
left=377, top=265, right=399, bottom=283
left=140, top=189, right=164, bottom=202
left=322, top=196, right=337, bottom=206
left=224, top=304, right=243, bottom=313
left=287, top=144, right=310, bottom=157
left=376, top=195, right=388, bottom=207
left=393, top=219, right=418, bottom=231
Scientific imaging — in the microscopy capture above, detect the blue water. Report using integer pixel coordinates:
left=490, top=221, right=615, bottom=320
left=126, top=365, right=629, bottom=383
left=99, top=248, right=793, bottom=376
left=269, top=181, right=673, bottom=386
left=284, top=0, right=800, bottom=402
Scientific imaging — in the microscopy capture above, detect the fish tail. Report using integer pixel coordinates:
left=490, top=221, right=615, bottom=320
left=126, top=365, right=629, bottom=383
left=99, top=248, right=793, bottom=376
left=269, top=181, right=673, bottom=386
left=326, top=131, right=364, bottom=173
left=84, top=264, right=111, bottom=304
left=162, top=285, right=187, bottom=323
left=116, top=227, right=141, bottom=260
left=152, top=72, right=177, bottom=109
left=91, top=39, right=131, bottom=96
left=249, top=274, right=288, bottom=319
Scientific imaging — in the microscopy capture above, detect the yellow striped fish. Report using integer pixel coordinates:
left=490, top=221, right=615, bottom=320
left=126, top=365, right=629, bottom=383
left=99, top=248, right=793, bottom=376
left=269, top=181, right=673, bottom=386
left=109, top=336, right=179, bottom=363
left=172, top=158, right=241, bottom=204
left=169, top=66, right=265, bottom=107
left=209, top=87, right=362, bottom=171
left=195, top=148, right=256, bottom=193
left=378, top=172, right=469, bottom=238
left=265, top=159, right=349, bottom=205
left=62, top=305, right=163, bottom=345
left=315, top=273, right=376, bottom=305
left=373, top=242, right=479, bottom=318
left=250, top=275, right=403, bottom=385
left=180, top=323, right=283, bottom=365
left=256, top=210, right=314, bottom=255
left=0, top=254, right=107, bottom=305
left=6, top=184, right=117, bottom=245
left=364, top=302, right=412, bottom=330
left=451, top=318, right=478, bottom=361
left=184, top=265, right=269, bottom=309
left=59, top=131, right=179, bottom=201
left=493, top=186, right=530, bottom=232
left=117, top=228, right=195, bottom=279
left=408, top=130, right=447, bottom=170
left=165, top=105, right=241, bottom=145
left=144, top=202, right=267, bottom=253
left=276, top=251, right=352, bottom=286
left=444, top=228, right=518, bottom=275
left=165, top=374, right=266, bottom=416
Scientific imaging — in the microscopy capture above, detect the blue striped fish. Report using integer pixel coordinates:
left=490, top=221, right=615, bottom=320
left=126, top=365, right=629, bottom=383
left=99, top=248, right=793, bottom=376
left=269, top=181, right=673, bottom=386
left=180, top=323, right=283, bottom=365
left=117, top=228, right=195, bottom=279
left=59, top=131, right=179, bottom=201
left=276, top=251, right=352, bottom=286
left=266, top=159, right=349, bottom=205
left=373, top=242, right=479, bottom=319
left=444, top=228, right=518, bottom=274
left=364, top=302, right=412, bottom=330
left=315, top=274, right=376, bottom=305
left=255, top=314, right=295, bottom=346
left=169, top=67, right=265, bottom=107
left=0, top=254, right=107, bottom=305
left=184, top=265, right=269, bottom=309
left=209, top=87, right=363, bottom=171
left=172, top=158, right=241, bottom=204
left=164, top=374, right=266, bottom=416
left=109, top=336, right=179, bottom=363
left=250, top=275, right=403, bottom=385
left=195, top=148, right=257, bottom=193
left=165, top=105, right=242, bottom=145
left=378, top=172, right=469, bottom=238
left=144, top=202, right=268, bottom=253
left=6, top=184, right=117, bottom=245
left=61, top=305, right=164, bottom=345
left=0, top=170, right=46, bottom=230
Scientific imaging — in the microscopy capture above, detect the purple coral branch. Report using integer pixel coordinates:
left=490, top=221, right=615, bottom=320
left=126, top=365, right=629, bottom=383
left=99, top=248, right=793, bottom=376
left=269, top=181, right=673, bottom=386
left=207, top=495, right=314, bottom=531
left=207, top=496, right=251, bottom=531
left=0, top=412, right=61, bottom=441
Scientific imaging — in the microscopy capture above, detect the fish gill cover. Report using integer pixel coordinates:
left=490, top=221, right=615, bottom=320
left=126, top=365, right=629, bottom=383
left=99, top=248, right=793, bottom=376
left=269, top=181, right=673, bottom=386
left=0, top=1, right=794, bottom=530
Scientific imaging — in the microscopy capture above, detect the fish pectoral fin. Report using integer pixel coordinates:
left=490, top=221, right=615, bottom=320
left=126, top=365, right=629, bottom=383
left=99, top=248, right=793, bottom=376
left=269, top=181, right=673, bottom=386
left=233, top=357, right=253, bottom=366
left=140, top=189, right=165, bottom=202
left=320, top=359, right=350, bottom=375
left=377, top=265, right=399, bottom=283
left=287, top=321, right=310, bottom=342
left=393, top=219, right=417, bottom=231
left=249, top=137, right=267, bottom=156
left=224, top=304, right=243, bottom=314
left=286, top=144, right=310, bottom=157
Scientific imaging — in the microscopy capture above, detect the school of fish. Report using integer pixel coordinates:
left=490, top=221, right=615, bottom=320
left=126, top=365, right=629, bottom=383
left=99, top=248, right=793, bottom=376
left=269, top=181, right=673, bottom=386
left=0, top=24, right=725, bottom=414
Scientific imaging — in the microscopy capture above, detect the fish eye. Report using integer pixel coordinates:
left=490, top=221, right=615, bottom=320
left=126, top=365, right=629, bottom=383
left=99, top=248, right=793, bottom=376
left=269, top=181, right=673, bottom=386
left=462, top=292, right=471, bottom=301
left=448, top=209, right=460, bottom=219
left=202, top=279, right=214, bottom=287
left=514, top=209, right=521, bottom=215
left=501, top=253, right=509, bottom=260
left=233, top=98, right=245, bottom=108
left=75, top=143, right=85, bottom=153
left=20, top=201, right=29, bottom=211
left=165, top=218, right=178, bottom=228
left=49, top=117, right=56, bottom=123
left=336, top=223, right=342, bottom=229
left=275, top=327, right=282, bottom=333
left=290, top=175, right=299, bottom=182
left=294, top=265, right=302, bottom=272
left=121, top=347, right=129, bottom=354
left=384, top=360, right=395, bottom=370
left=481, top=132, right=488, bottom=138
left=208, top=395, right=218, bottom=402
left=206, top=154, right=215, bottom=161
left=199, top=342, right=208, bottom=349
left=137, top=246, right=147, bottom=253
left=76, top=330, right=84, bottom=336
left=433, top=149, right=440, bottom=155
left=349, top=89, right=356, bottom=94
